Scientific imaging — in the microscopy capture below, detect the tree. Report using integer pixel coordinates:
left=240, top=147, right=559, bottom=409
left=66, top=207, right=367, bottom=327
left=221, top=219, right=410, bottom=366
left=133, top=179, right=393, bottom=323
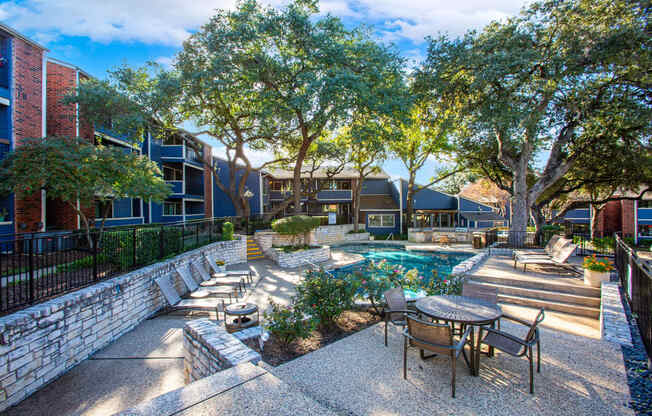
left=435, top=171, right=478, bottom=195
left=421, top=0, right=652, bottom=243
left=271, top=215, right=321, bottom=246
left=106, top=0, right=406, bottom=219
left=335, top=115, right=397, bottom=231
left=0, top=137, right=171, bottom=248
left=459, top=178, right=510, bottom=216
left=389, top=103, right=460, bottom=230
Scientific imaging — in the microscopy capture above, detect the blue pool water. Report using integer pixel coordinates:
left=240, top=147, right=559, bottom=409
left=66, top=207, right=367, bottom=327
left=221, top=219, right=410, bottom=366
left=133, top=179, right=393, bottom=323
left=331, top=243, right=473, bottom=281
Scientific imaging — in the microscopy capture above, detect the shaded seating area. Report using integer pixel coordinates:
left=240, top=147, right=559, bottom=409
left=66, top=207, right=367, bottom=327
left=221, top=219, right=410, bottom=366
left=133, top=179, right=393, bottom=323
left=175, top=263, right=241, bottom=303
left=154, top=274, right=223, bottom=316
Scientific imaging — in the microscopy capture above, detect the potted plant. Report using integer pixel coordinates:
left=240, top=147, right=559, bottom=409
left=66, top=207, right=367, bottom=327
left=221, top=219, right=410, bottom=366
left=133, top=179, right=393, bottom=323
left=582, top=255, right=614, bottom=287
left=215, top=259, right=226, bottom=273
left=0, top=208, right=7, bottom=222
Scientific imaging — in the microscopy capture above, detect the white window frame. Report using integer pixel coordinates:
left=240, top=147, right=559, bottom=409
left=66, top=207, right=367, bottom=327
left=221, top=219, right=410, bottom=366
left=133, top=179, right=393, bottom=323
left=368, top=214, right=395, bottom=228
left=163, top=200, right=183, bottom=216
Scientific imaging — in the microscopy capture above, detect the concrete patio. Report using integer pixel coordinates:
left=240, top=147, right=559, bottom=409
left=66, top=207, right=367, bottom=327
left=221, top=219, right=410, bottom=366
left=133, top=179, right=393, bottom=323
left=0, top=248, right=635, bottom=415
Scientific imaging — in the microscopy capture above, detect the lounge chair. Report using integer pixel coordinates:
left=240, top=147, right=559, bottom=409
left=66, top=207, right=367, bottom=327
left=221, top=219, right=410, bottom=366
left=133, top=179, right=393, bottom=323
left=514, top=243, right=579, bottom=274
left=383, top=288, right=411, bottom=347
left=154, top=274, right=222, bottom=316
left=203, top=253, right=253, bottom=284
left=403, top=315, right=473, bottom=398
left=513, top=234, right=563, bottom=258
left=175, top=263, right=240, bottom=303
left=190, top=261, right=246, bottom=293
left=476, top=308, right=544, bottom=394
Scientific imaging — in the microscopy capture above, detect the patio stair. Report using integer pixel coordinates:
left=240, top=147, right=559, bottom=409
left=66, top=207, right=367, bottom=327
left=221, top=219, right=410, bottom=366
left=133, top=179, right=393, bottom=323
left=466, top=275, right=601, bottom=319
left=247, top=237, right=264, bottom=261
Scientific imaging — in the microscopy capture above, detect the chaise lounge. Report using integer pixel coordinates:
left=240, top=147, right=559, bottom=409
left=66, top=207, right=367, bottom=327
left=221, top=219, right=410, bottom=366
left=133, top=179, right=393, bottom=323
left=154, top=273, right=223, bottom=316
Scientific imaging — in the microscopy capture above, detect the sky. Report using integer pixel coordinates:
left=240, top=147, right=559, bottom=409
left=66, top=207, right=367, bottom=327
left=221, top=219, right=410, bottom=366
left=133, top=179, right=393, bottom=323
left=0, top=0, right=529, bottom=184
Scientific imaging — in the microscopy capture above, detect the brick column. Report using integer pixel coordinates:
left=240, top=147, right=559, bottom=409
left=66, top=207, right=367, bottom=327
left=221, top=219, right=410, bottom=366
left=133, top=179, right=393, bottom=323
left=621, top=200, right=636, bottom=238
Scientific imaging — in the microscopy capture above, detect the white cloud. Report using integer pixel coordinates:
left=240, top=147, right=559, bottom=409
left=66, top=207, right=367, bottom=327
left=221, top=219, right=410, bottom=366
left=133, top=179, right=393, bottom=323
left=155, top=56, right=175, bottom=69
left=1, top=0, right=527, bottom=47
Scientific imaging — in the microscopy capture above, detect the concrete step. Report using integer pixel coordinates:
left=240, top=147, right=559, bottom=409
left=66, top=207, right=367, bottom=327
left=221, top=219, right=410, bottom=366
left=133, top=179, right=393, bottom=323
left=470, top=273, right=600, bottom=298
left=467, top=280, right=601, bottom=308
left=497, top=293, right=600, bottom=319
left=247, top=255, right=264, bottom=260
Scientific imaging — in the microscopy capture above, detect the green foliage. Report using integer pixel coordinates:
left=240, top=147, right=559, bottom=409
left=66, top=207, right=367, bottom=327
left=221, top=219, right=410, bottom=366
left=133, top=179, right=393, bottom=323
left=592, top=236, right=615, bottom=253
left=222, top=222, right=234, bottom=241
left=426, top=274, right=464, bottom=296
left=347, top=229, right=368, bottom=234
left=271, top=216, right=321, bottom=245
left=0, top=137, right=171, bottom=246
left=273, top=245, right=316, bottom=253
left=582, top=255, right=614, bottom=273
left=295, top=269, right=358, bottom=329
left=347, top=261, right=402, bottom=314
left=263, top=299, right=314, bottom=349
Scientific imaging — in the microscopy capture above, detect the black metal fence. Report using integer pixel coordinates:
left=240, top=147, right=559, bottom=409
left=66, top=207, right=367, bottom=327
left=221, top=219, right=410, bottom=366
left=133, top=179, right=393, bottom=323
left=0, top=217, right=238, bottom=315
left=484, top=229, right=616, bottom=256
left=615, top=234, right=652, bottom=359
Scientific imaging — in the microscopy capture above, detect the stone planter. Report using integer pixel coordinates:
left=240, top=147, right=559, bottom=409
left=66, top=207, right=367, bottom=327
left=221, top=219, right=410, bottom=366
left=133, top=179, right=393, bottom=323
left=584, top=269, right=610, bottom=288
left=270, top=246, right=331, bottom=268
left=215, top=264, right=226, bottom=273
left=344, top=232, right=370, bottom=242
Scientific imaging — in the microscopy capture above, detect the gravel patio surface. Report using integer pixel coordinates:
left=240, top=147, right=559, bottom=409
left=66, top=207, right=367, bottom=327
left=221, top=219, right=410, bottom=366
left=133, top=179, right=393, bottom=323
left=271, top=321, right=633, bottom=416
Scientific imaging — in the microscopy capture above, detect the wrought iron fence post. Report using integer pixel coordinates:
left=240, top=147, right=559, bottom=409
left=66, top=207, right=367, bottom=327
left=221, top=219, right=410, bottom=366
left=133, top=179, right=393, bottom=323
left=28, top=237, right=34, bottom=304
left=159, top=227, right=165, bottom=259
left=93, top=233, right=98, bottom=282
left=132, top=227, right=137, bottom=268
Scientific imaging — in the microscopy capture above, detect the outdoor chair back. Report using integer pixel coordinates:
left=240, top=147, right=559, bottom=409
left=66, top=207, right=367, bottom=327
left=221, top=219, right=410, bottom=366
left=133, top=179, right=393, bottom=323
left=191, top=260, right=212, bottom=282
left=524, top=308, right=545, bottom=344
left=175, top=263, right=199, bottom=292
left=551, top=243, right=577, bottom=263
left=203, top=253, right=221, bottom=274
left=462, top=282, right=498, bottom=305
left=543, top=235, right=562, bottom=255
left=384, top=288, right=408, bottom=322
left=154, top=274, right=182, bottom=307
left=406, top=316, right=454, bottom=355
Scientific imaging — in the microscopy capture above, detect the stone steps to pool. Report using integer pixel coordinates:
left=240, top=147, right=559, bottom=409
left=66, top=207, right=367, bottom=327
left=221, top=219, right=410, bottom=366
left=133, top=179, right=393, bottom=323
left=467, top=277, right=601, bottom=319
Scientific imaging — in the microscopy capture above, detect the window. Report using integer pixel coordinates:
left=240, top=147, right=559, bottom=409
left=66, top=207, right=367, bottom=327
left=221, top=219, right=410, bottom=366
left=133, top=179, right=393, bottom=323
left=162, top=134, right=183, bottom=146
left=95, top=200, right=113, bottom=219
left=163, top=164, right=183, bottom=181
left=322, top=204, right=337, bottom=213
left=132, top=199, right=141, bottom=217
left=270, top=180, right=291, bottom=192
left=163, top=200, right=182, bottom=216
left=368, top=214, right=395, bottom=228
left=639, top=224, right=652, bottom=237
left=318, top=179, right=352, bottom=190
left=638, top=200, right=652, bottom=209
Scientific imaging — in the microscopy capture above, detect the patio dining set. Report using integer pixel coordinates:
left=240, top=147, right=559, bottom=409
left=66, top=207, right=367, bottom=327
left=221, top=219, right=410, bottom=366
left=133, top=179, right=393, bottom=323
left=383, top=284, right=545, bottom=398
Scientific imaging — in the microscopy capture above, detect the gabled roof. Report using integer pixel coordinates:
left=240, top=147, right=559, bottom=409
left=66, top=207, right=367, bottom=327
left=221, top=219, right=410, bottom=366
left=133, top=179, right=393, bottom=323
left=264, top=168, right=390, bottom=180
left=0, top=23, right=49, bottom=51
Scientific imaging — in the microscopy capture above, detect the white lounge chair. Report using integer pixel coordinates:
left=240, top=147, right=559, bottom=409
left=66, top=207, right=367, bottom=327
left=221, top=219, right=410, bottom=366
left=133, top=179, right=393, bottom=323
left=203, top=253, right=253, bottom=284
left=154, top=274, right=222, bottom=316
left=513, top=234, right=563, bottom=258
left=175, top=263, right=240, bottom=302
left=514, top=243, right=579, bottom=274
left=190, top=260, right=246, bottom=294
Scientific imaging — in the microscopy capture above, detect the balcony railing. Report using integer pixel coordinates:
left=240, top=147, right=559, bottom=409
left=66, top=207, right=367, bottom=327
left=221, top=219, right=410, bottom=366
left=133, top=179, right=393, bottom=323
left=316, top=189, right=352, bottom=201
left=160, top=145, right=184, bottom=159
left=167, top=181, right=183, bottom=194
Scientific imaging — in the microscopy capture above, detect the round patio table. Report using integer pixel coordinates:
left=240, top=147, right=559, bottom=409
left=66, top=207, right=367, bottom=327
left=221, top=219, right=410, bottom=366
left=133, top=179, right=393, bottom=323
left=415, top=295, right=502, bottom=375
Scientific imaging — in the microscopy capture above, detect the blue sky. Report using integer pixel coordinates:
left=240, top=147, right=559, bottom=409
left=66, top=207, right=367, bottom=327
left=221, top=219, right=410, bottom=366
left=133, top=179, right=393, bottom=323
left=0, top=0, right=528, bottom=183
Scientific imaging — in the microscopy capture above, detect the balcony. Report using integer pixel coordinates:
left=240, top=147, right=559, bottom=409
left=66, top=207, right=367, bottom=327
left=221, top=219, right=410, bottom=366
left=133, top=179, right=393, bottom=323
left=268, top=191, right=308, bottom=201
left=317, top=190, right=352, bottom=201
left=160, top=145, right=184, bottom=159
left=167, top=181, right=183, bottom=194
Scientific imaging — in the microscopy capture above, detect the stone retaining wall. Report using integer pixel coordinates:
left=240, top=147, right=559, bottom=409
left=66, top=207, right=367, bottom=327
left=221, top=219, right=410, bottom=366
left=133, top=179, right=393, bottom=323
left=183, top=319, right=260, bottom=384
left=0, top=236, right=246, bottom=412
left=450, top=252, right=488, bottom=277
left=600, top=281, right=633, bottom=347
left=269, top=246, right=331, bottom=268
left=255, top=224, right=369, bottom=256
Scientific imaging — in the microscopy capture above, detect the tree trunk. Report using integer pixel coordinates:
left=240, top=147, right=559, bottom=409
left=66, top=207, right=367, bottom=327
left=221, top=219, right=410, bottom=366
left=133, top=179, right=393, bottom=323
left=292, top=141, right=311, bottom=215
left=510, top=167, right=529, bottom=246
left=353, top=178, right=363, bottom=232
left=531, top=205, right=547, bottom=246
left=405, top=174, right=416, bottom=230
left=590, top=204, right=604, bottom=239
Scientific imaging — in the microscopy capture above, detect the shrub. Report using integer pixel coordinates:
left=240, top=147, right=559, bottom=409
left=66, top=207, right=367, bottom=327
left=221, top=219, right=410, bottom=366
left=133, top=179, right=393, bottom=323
left=347, top=229, right=367, bottom=234
left=582, top=255, right=614, bottom=273
left=271, top=215, right=321, bottom=245
left=222, top=222, right=234, bottom=241
left=592, top=236, right=615, bottom=252
left=347, top=260, right=400, bottom=314
left=263, top=299, right=314, bottom=350
left=426, top=273, right=464, bottom=296
left=295, top=269, right=358, bottom=328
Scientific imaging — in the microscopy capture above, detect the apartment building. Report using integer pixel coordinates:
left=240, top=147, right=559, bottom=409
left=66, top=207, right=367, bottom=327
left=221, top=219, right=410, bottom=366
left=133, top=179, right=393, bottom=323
left=557, top=191, right=652, bottom=240
left=0, top=24, right=48, bottom=235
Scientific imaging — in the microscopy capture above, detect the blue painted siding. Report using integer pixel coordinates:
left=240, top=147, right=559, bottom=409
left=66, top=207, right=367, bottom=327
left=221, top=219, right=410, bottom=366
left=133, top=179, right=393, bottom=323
left=212, top=158, right=262, bottom=217
left=562, top=208, right=591, bottom=224
left=459, top=197, right=493, bottom=212
left=401, top=180, right=457, bottom=210
left=103, top=217, right=144, bottom=227
left=112, top=198, right=132, bottom=218
left=638, top=208, right=652, bottom=224
left=168, top=181, right=183, bottom=194
left=361, top=179, right=392, bottom=195
left=317, top=190, right=352, bottom=201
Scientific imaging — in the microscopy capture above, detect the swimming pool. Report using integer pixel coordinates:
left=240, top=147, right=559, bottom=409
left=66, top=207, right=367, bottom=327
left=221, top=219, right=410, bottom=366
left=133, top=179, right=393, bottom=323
left=331, top=243, right=473, bottom=281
